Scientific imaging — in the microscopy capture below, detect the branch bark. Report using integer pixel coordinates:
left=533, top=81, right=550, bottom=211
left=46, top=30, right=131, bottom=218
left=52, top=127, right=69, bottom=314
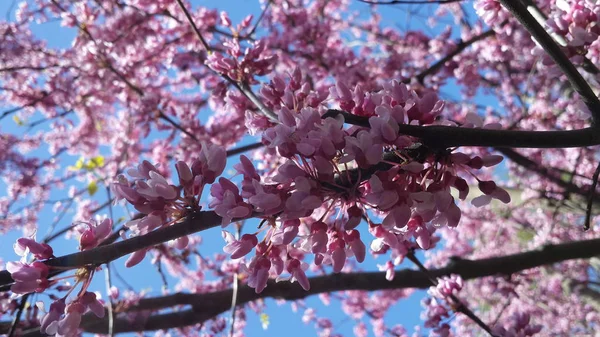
left=324, top=109, right=600, bottom=148
left=9, top=236, right=600, bottom=335
left=497, top=0, right=600, bottom=124
left=0, top=211, right=223, bottom=288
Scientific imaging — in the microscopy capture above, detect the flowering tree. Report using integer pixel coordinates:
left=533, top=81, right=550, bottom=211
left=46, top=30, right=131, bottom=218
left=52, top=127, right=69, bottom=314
left=2, top=0, right=600, bottom=336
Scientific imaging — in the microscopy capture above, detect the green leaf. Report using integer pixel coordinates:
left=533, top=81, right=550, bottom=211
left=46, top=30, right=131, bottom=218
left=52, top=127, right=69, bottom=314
left=68, top=157, right=85, bottom=171
left=13, top=115, right=24, bottom=126
left=516, top=229, right=535, bottom=243
left=87, top=155, right=105, bottom=170
left=259, top=313, right=269, bottom=330
left=560, top=172, right=573, bottom=183
left=87, top=181, right=98, bottom=196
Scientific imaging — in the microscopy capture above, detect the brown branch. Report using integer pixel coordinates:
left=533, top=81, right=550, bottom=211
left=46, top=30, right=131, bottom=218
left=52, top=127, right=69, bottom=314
left=406, top=252, right=494, bottom=336
left=0, top=211, right=223, bottom=288
left=11, top=236, right=600, bottom=335
left=498, top=0, right=600, bottom=124
left=359, top=0, right=463, bottom=4
left=410, top=30, right=495, bottom=84
left=585, top=161, right=600, bottom=230
left=323, top=109, right=600, bottom=148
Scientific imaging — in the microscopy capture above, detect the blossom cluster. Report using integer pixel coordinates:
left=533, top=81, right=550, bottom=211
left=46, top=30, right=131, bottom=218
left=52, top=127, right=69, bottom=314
left=6, top=223, right=115, bottom=336
left=38, top=292, right=105, bottom=337
left=209, top=76, right=509, bottom=293
left=7, top=238, right=53, bottom=294
left=111, top=142, right=226, bottom=266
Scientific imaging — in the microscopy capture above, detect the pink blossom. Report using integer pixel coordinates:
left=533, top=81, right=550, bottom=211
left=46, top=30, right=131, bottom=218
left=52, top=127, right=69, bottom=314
left=80, top=291, right=105, bottom=318
left=7, top=261, right=50, bottom=294
left=125, top=249, right=147, bottom=268
left=14, top=237, right=53, bottom=260
left=223, top=232, right=258, bottom=259
left=378, top=261, right=396, bottom=281
left=210, top=178, right=253, bottom=225
left=195, top=142, right=226, bottom=184
left=247, top=256, right=271, bottom=293
left=345, top=230, right=366, bottom=263
left=78, top=218, right=112, bottom=251
left=40, top=299, right=66, bottom=335
left=56, top=302, right=84, bottom=336
left=429, top=274, right=463, bottom=299
left=286, top=258, right=310, bottom=291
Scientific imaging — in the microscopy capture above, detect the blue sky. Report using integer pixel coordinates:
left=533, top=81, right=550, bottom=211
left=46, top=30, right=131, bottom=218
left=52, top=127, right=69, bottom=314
left=0, top=1, right=492, bottom=336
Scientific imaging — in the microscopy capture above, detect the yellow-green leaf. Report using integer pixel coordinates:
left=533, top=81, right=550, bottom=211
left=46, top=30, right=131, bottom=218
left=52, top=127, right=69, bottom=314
left=68, top=157, right=85, bottom=171
left=516, top=229, right=535, bottom=243
left=259, top=313, right=269, bottom=330
left=87, top=181, right=98, bottom=196
left=87, top=155, right=105, bottom=170
left=13, top=115, right=24, bottom=126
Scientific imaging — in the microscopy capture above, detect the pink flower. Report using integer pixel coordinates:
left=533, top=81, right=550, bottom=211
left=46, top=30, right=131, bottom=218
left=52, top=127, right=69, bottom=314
left=345, top=230, right=366, bottom=263
left=78, top=218, right=112, bottom=251
left=111, top=175, right=143, bottom=205
left=195, top=142, right=226, bottom=184
left=329, top=239, right=346, bottom=273
left=270, top=219, right=300, bottom=245
left=343, top=131, right=383, bottom=169
left=14, top=238, right=53, bottom=260
left=7, top=261, right=50, bottom=294
left=135, top=171, right=177, bottom=200
left=126, top=160, right=160, bottom=179
left=247, top=180, right=282, bottom=213
left=40, top=299, right=66, bottom=335
left=286, top=258, right=310, bottom=291
left=210, top=178, right=253, bottom=225
left=80, top=291, right=105, bottom=318
left=309, top=221, right=328, bottom=254
left=382, top=204, right=411, bottom=229
left=247, top=256, right=271, bottom=293
left=378, top=261, right=395, bottom=281
left=56, top=302, right=84, bottom=336
left=429, top=274, right=463, bottom=299
left=125, top=249, right=147, bottom=268
left=344, top=205, right=363, bottom=230
left=471, top=180, right=511, bottom=207
left=223, top=232, right=258, bottom=259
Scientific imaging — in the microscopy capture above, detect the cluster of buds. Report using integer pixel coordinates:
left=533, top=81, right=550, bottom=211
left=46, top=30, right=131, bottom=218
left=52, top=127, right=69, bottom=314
left=421, top=275, right=464, bottom=331
left=7, top=238, right=54, bottom=294
left=8, top=233, right=107, bottom=336
left=111, top=142, right=226, bottom=266
left=39, top=292, right=104, bottom=336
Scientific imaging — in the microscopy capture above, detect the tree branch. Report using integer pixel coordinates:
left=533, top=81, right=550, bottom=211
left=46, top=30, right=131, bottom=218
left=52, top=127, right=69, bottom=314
left=0, top=211, right=223, bottom=288
left=411, top=29, right=495, bottom=84
left=324, top=109, right=600, bottom=148
left=497, top=0, right=600, bottom=124
left=10, top=236, right=600, bottom=335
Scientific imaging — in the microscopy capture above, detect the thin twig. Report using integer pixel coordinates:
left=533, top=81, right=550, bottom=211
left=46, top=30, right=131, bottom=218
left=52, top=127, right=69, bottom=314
left=103, top=265, right=115, bottom=337
left=359, top=0, right=463, bottom=4
left=174, top=0, right=278, bottom=122
left=226, top=142, right=263, bottom=157
left=104, top=187, right=115, bottom=337
left=410, top=30, right=495, bottom=84
left=174, top=0, right=212, bottom=54
left=406, top=252, right=496, bottom=336
left=229, top=222, right=244, bottom=337
left=7, top=295, right=28, bottom=337
left=241, top=0, right=271, bottom=39
left=498, top=0, right=600, bottom=124
left=584, top=161, right=600, bottom=230
left=235, top=81, right=278, bottom=120
left=158, top=112, right=199, bottom=141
